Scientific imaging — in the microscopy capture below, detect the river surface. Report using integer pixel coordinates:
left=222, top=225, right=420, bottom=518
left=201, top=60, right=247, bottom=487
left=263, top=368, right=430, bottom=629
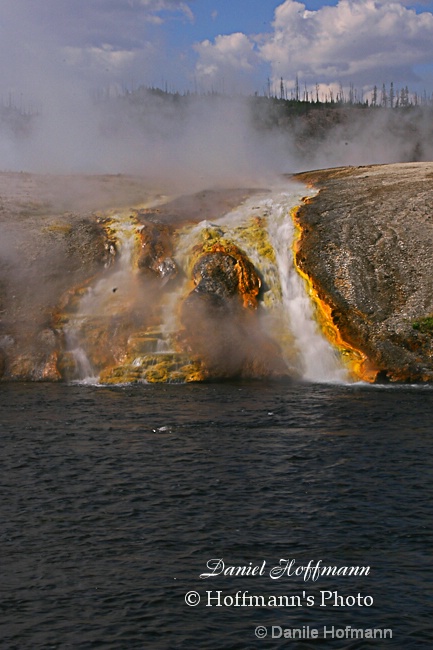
left=1, top=380, right=432, bottom=649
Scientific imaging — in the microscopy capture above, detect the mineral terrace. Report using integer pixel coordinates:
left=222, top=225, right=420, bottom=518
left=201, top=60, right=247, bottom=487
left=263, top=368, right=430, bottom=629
left=1, top=163, right=433, bottom=382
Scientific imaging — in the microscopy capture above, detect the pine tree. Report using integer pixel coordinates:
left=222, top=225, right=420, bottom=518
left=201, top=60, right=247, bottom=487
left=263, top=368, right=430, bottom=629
left=381, top=83, right=388, bottom=108
left=390, top=82, right=395, bottom=109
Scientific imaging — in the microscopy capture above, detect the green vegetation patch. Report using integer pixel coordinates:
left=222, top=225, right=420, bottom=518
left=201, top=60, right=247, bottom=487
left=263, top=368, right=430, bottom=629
left=412, top=316, right=433, bottom=334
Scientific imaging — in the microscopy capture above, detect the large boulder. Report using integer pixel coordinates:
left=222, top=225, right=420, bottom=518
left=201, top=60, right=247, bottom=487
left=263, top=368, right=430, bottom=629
left=181, top=242, right=287, bottom=379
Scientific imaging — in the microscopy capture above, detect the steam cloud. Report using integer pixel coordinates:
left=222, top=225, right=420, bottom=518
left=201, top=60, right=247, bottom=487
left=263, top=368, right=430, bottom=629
left=2, top=89, right=433, bottom=192
left=0, top=0, right=432, bottom=191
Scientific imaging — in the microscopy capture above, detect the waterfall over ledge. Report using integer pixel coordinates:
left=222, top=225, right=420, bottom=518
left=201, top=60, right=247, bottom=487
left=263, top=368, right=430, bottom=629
left=52, top=184, right=349, bottom=385
left=2, top=164, right=433, bottom=383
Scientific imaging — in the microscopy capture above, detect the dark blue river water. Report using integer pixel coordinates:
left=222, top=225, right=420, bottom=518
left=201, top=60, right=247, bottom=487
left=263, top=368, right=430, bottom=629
left=1, top=380, right=432, bottom=649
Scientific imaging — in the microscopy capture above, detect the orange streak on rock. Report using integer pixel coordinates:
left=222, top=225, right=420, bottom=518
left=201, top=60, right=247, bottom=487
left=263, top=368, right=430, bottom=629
left=291, top=205, right=379, bottom=383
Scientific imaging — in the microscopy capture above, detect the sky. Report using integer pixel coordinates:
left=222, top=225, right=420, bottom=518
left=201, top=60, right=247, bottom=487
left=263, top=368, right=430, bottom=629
left=2, top=0, right=433, bottom=109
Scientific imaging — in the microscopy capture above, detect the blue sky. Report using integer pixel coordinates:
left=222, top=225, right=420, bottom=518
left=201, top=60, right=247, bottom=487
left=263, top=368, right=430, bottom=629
left=1, top=0, right=433, bottom=104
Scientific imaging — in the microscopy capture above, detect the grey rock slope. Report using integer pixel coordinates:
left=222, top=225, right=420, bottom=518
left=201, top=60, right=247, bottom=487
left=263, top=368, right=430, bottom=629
left=294, top=162, right=433, bottom=381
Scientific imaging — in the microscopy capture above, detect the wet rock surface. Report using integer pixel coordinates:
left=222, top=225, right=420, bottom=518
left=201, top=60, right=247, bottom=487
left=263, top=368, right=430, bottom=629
left=135, top=218, right=177, bottom=281
left=136, top=188, right=264, bottom=226
left=0, top=172, right=261, bottom=381
left=0, top=213, right=110, bottom=380
left=181, top=241, right=287, bottom=380
left=294, top=162, right=433, bottom=381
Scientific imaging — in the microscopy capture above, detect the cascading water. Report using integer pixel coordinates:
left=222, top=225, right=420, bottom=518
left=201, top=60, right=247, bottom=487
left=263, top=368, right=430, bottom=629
left=266, top=193, right=349, bottom=383
left=61, top=213, right=141, bottom=383
left=57, top=183, right=350, bottom=384
left=168, top=185, right=349, bottom=383
left=63, top=330, right=97, bottom=383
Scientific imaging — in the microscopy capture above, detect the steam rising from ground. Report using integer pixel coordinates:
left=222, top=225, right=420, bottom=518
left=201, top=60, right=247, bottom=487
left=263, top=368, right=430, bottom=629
left=1, top=91, right=289, bottom=190
left=1, top=0, right=433, bottom=189
left=305, top=106, right=433, bottom=170
left=1, top=88, right=432, bottom=191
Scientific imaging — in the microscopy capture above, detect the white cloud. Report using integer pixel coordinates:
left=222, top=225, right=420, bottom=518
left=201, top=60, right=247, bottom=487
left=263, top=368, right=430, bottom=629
left=194, top=33, right=259, bottom=92
left=138, top=0, right=194, bottom=23
left=63, top=45, right=137, bottom=72
left=258, top=0, right=433, bottom=87
left=192, top=0, right=433, bottom=93
left=0, top=0, right=197, bottom=97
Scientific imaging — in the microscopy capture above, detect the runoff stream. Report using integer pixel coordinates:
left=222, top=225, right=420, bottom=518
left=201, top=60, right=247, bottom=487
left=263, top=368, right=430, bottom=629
left=60, top=184, right=348, bottom=386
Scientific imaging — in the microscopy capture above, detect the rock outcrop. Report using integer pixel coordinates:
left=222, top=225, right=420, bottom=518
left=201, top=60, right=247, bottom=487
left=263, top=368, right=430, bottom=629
left=180, top=236, right=287, bottom=379
left=136, top=218, right=177, bottom=281
left=0, top=172, right=261, bottom=382
left=294, top=162, right=433, bottom=382
left=0, top=214, right=110, bottom=380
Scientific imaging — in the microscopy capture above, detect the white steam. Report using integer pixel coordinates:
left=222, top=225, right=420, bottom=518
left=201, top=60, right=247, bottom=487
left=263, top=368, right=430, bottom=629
left=0, top=0, right=432, bottom=189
